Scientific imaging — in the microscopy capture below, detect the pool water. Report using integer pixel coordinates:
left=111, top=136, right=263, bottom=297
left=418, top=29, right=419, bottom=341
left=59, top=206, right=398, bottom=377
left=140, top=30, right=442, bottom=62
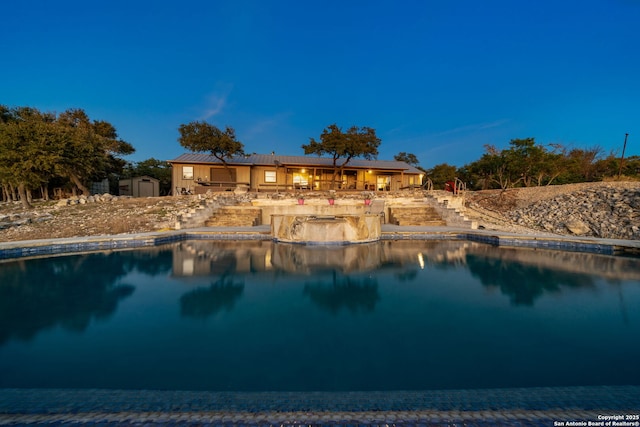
left=1, top=240, right=639, bottom=392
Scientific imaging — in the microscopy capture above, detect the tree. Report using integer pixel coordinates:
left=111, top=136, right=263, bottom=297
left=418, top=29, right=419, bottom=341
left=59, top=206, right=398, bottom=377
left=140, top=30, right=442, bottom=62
left=303, top=124, right=381, bottom=189
left=506, top=138, right=544, bottom=187
left=0, top=107, right=61, bottom=207
left=623, top=155, right=640, bottom=178
left=177, top=121, right=244, bottom=180
left=463, top=145, right=502, bottom=190
left=597, top=154, right=640, bottom=180
left=394, top=152, right=420, bottom=166
left=395, top=152, right=427, bottom=185
left=55, top=109, right=134, bottom=195
left=427, top=163, right=457, bottom=188
left=0, top=106, right=133, bottom=205
left=564, top=146, right=605, bottom=183
left=532, top=145, right=565, bottom=186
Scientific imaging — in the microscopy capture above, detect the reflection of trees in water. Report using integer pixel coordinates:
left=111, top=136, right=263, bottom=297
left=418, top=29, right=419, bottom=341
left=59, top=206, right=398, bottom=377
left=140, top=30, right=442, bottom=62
left=128, top=248, right=173, bottom=276
left=395, top=269, right=418, bottom=282
left=272, top=242, right=386, bottom=274
left=303, top=272, right=379, bottom=314
left=466, top=255, right=596, bottom=306
left=180, top=276, right=244, bottom=319
left=0, top=253, right=136, bottom=345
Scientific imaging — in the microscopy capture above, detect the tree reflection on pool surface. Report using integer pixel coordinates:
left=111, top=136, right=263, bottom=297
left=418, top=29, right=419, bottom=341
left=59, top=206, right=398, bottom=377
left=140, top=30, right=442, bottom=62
left=0, top=240, right=639, bottom=392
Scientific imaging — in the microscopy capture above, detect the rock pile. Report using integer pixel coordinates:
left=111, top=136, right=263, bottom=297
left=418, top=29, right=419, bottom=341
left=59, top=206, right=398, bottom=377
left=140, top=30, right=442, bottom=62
left=0, top=211, right=54, bottom=230
left=56, top=193, right=123, bottom=206
left=507, top=186, right=640, bottom=240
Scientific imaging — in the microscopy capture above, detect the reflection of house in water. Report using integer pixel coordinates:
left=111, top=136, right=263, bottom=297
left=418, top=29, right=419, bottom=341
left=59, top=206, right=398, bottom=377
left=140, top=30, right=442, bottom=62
left=168, top=240, right=640, bottom=288
left=171, top=241, right=274, bottom=277
left=165, top=239, right=640, bottom=312
left=171, top=241, right=409, bottom=277
left=271, top=243, right=385, bottom=274
left=170, top=240, right=474, bottom=278
left=170, top=240, right=457, bottom=277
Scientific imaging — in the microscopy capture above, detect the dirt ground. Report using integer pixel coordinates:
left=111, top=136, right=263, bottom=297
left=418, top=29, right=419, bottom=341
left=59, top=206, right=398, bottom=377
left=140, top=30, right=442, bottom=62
left=0, top=196, right=202, bottom=242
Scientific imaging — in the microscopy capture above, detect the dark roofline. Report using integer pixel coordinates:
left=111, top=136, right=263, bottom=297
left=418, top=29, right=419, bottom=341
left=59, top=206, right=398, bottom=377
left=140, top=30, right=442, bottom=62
left=168, top=153, right=423, bottom=174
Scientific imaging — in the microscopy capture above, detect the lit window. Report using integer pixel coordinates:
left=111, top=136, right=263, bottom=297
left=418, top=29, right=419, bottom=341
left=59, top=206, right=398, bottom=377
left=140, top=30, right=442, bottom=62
left=293, top=173, right=309, bottom=189
left=183, top=166, right=194, bottom=180
left=265, top=170, right=277, bottom=183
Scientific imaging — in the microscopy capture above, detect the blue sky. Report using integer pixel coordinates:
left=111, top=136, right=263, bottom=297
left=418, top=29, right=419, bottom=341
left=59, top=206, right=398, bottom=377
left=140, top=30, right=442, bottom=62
left=2, top=0, right=638, bottom=168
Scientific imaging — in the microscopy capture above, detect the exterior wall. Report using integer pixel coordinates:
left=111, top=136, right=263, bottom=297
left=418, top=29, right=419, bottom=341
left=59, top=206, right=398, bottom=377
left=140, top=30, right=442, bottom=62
left=231, top=165, right=251, bottom=183
left=172, top=163, right=211, bottom=194
left=171, top=163, right=251, bottom=194
left=252, top=165, right=288, bottom=191
left=170, top=161, right=421, bottom=193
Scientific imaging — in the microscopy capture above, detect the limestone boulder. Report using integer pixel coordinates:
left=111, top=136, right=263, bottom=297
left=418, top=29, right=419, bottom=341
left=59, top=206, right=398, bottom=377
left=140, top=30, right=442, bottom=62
left=564, top=219, right=590, bottom=235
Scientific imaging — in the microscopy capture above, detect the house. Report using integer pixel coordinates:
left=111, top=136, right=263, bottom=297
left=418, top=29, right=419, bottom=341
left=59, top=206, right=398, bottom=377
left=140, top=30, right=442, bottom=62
left=119, top=175, right=160, bottom=197
left=168, top=153, right=424, bottom=195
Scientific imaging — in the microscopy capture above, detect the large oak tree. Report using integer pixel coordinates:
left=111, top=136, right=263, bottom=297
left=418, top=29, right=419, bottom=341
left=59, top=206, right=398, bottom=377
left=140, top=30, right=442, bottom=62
left=177, top=121, right=244, bottom=180
left=0, top=107, right=60, bottom=207
left=303, top=124, right=381, bottom=189
left=55, top=109, right=134, bottom=195
left=394, top=152, right=420, bottom=166
left=0, top=106, right=133, bottom=206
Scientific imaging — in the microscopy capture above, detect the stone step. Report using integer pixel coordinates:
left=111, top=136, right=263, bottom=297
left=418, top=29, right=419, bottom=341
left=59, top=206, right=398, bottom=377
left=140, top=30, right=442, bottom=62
left=205, top=216, right=260, bottom=227
left=389, top=206, right=446, bottom=226
left=396, top=219, right=447, bottom=226
left=205, top=207, right=262, bottom=227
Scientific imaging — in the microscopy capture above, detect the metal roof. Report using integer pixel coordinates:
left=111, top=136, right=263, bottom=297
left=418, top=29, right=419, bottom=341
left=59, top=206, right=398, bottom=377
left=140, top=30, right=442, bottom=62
left=169, top=153, right=423, bottom=174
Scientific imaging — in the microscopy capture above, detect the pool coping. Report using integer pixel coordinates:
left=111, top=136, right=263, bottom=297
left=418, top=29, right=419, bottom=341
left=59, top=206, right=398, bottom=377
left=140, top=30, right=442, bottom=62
left=1, top=225, right=639, bottom=259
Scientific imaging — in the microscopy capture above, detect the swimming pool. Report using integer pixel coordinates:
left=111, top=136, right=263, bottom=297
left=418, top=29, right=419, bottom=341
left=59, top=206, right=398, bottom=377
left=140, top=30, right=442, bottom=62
left=1, top=240, right=638, bottom=395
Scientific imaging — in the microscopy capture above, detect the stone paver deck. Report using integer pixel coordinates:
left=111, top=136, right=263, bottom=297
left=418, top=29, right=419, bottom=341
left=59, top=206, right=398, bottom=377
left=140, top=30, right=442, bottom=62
left=1, top=386, right=639, bottom=426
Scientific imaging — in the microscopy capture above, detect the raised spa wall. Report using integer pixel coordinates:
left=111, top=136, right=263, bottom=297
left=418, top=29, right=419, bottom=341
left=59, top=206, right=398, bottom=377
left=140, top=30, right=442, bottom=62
left=255, top=200, right=373, bottom=221
left=271, top=214, right=381, bottom=244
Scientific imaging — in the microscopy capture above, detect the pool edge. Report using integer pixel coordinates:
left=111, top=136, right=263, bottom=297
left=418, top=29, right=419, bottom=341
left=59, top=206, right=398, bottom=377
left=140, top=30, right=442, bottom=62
left=2, top=226, right=638, bottom=260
